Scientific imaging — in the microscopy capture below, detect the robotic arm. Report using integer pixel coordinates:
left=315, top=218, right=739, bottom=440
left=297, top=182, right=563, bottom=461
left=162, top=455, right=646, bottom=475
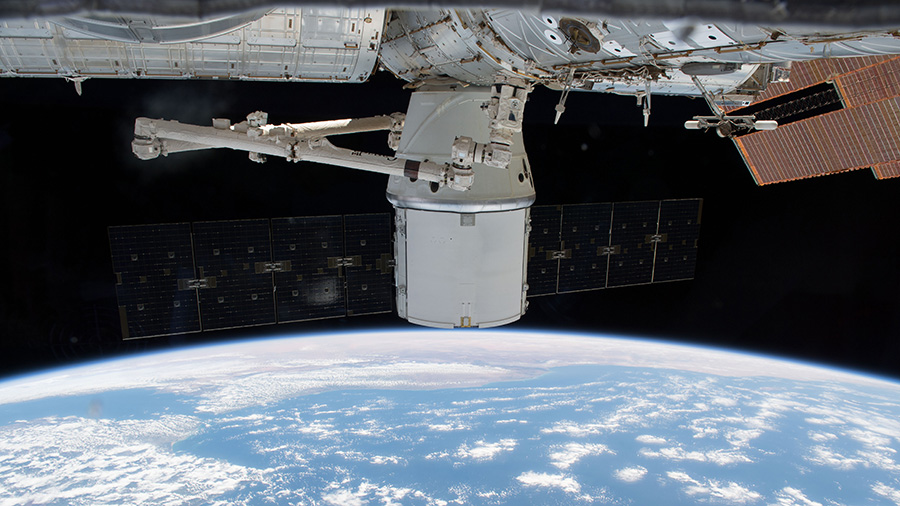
left=131, top=111, right=474, bottom=191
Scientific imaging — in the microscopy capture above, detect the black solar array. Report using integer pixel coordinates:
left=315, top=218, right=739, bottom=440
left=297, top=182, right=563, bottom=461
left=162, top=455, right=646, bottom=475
left=272, top=216, right=345, bottom=322
left=525, top=205, right=562, bottom=296
left=344, top=214, right=394, bottom=316
left=193, top=219, right=276, bottom=331
left=527, top=199, right=702, bottom=297
left=606, top=201, right=659, bottom=288
left=110, top=201, right=697, bottom=338
left=109, top=223, right=200, bottom=338
left=109, top=213, right=394, bottom=339
left=653, top=199, right=703, bottom=283
left=558, top=203, right=613, bottom=293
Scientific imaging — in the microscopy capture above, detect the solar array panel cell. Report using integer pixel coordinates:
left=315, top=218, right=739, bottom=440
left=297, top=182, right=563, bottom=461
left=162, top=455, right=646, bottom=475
left=873, top=160, right=900, bottom=179
left=557, top=203, right=612, bottom=293
left=272, top=216, right=345, bottom=322
left=526, top=205, right=562, bottom=296
left=731, top=56, right=900, bottom=185
left=526, top=199, right=702, bottom=297
left=344, top=214, right=394, bottom=316
left=109, top=223, right=200, bottom=338
left=839, top=57, right=900, bottom=107
left=193, top=219, right=276, bottom=330
left=653, top=199, right=703, bottom=283
left=738, top=97, right=900, bottom=184
left=607, top=201, right=660, bottom=287
left=110, top=213, right=396, bottom=338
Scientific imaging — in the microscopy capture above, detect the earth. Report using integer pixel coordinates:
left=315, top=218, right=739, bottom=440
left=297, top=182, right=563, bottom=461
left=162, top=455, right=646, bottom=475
left=1, top=330, right=899, bottom=506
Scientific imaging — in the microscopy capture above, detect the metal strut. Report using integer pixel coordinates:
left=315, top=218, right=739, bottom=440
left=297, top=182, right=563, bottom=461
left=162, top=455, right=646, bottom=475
left=684, top=76, right=778, bottom=138
left=132, top=111, right=475, bottom=191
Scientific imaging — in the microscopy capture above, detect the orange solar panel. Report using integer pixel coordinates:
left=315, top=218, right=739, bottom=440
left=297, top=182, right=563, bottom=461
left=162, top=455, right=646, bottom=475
left=730, top=56, right=900, bottom=185
left=838, top=57, right=900, bottom=107
left=873, top=160, right=900, bottom=179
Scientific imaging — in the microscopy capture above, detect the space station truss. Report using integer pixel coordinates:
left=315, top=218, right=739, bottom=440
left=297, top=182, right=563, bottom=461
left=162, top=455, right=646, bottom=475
left=526, top=199, right=702, bottom=296
left=109, top=213, right=393, bottom=339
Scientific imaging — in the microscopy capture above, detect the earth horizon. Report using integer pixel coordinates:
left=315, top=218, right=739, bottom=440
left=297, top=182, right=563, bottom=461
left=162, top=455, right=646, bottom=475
left=1, top=330, right=899, bottom=505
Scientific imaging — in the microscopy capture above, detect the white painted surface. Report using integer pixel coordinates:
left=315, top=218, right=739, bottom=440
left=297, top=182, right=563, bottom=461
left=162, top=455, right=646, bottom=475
left=398, top=208, right=528, bottom=328
left=387, top=86, right=536, bottom=213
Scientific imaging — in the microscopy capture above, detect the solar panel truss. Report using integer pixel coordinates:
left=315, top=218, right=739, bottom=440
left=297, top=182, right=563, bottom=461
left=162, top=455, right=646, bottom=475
left=343, top=213, right=394, bottom=316
left=652, top=199, right=702, bottom=283
left=271, top=216, right=345, bottom=322
left=192, top=219, right=276, bottom=331
left=557, top=203, right=613, bottom=293
left=606, top=201, right=661, bottom=288
left=108, top=223, right=200, bottom=339
left=526, top=205, right=562, bottom=296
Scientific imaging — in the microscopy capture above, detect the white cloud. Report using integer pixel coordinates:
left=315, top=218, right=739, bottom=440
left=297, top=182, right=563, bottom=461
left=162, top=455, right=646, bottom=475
left=667, top=471, right=695, bottom=483
left=613, top=466, right=647, bottom=483
left=807, top=431, right=837, bottom=442
left=725, top=428, right=764, bottom=447
left=692, top=426, right=720, bottom=438
left=217, top=413, right=274, bottom=424
left=549, top=442, right=613, bottom=470
left=334, top=449, right=365, bottom=462
left=771, top=487, right=823, bottom=506
left=2, top=331, right=895, bottom=418
left=427, top=423, right=469, bottom=432
left=666, top=471, right=760, bottom=504
left=456, top=439, right=517, bottom=461
left=541, top=421, right=616, bottom=437
left=640, top=446, right=751, bottom=465
left=333, top=450, right=403, bottom=466
left=856, top=449, right=900, bottom=472
left=370, top=455, right=403, bottom=465
left=292, top=420, right=340, bottom=439
left=516, top=471, right=581, bottom=494
left=688, top=481, right=761, bottom=504
left=805, top=445, right=866, bottom=470
left=0, top=415, right=268, bottom=506
left=451, top=399, right=488, bottom=406
left=686, top=412, right=775, bottom=447
left=804, top=416, right=845, bottom=425
left=872, top=482, right=900, bottom=505
left=635, top=434, right=667, bottom=444
left=845, top=428, right=893, bottom=447
left=350, top=427, right=382, bottom=437
left=840, top=411, right=900, bottom=440
left=322, top=489, right=366, bottom=506
left=322, top=479, right=438, bottom=506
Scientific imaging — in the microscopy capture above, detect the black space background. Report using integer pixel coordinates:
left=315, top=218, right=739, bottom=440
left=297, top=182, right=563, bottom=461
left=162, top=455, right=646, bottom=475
left=1, top=72, right=899, bottom=381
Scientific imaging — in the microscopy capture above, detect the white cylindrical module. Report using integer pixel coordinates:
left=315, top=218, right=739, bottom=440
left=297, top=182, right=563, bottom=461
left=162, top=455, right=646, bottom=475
left=388, top=84, right=536, bottom=328
left=0, top=8, right=384, bottom=82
